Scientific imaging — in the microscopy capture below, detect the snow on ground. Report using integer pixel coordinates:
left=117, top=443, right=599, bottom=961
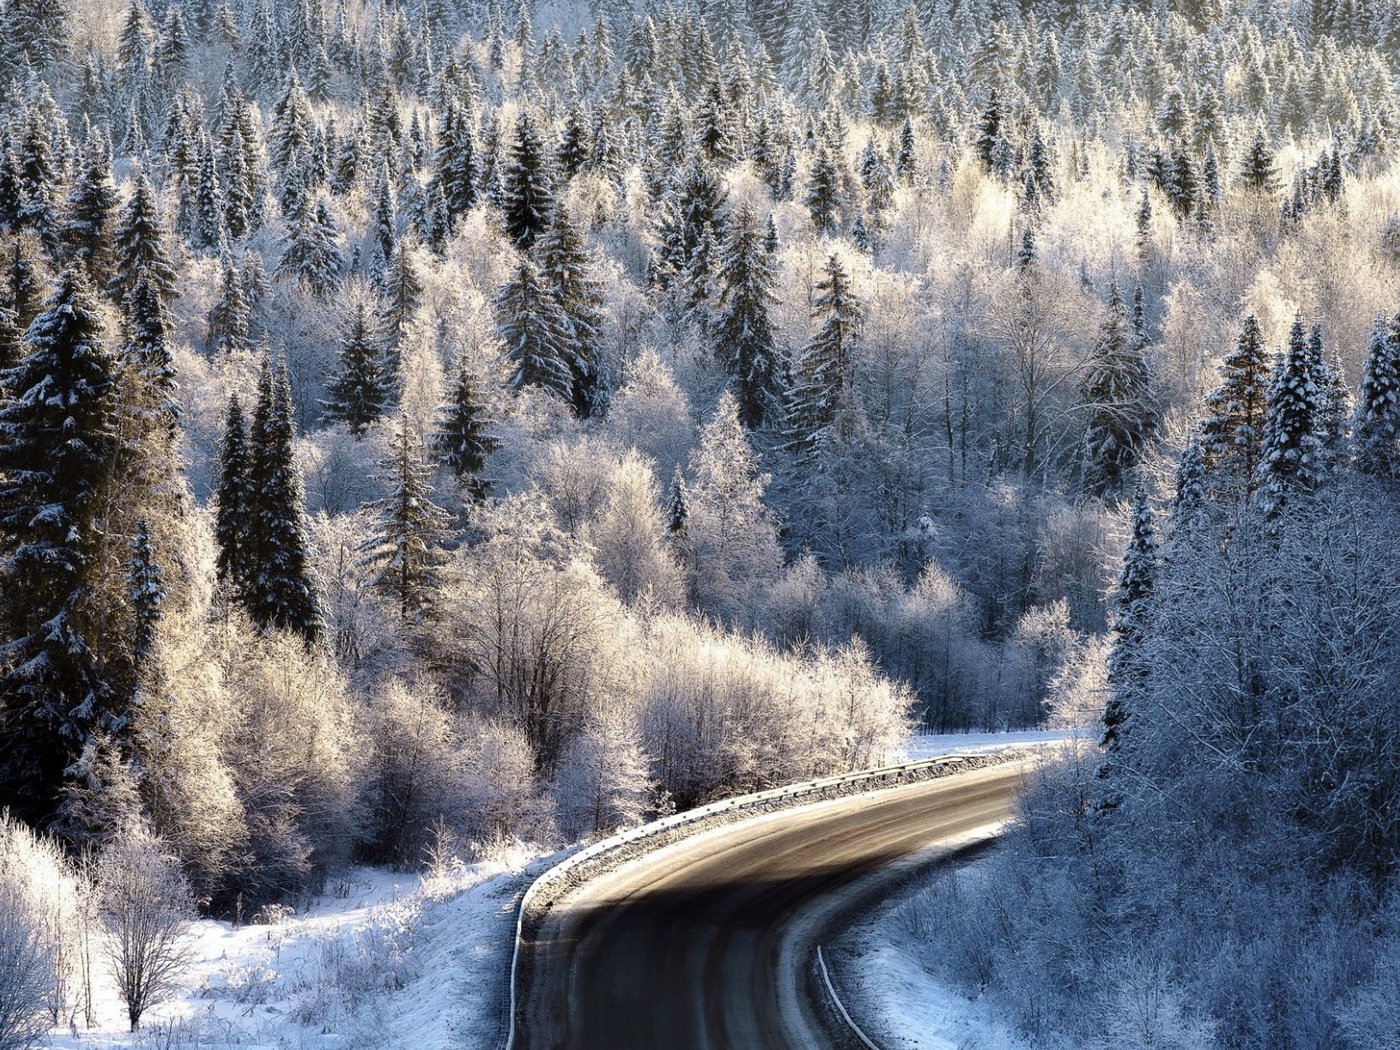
left=44, top=845, right=547, bottom=1050
left=900, top=727, right=1082, bottom=761
left=835, top=861, right=1034, bottom=1050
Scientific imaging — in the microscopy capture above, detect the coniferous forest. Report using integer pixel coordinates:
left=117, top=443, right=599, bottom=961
left=0, top=0, right=1399, bottom=1044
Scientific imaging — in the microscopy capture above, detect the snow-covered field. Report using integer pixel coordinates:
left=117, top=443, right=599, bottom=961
left=43, top=848, right=543, bottom=1050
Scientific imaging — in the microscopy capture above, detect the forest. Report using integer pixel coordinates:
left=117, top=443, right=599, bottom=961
left=1, top=0, right=1399, bottom=1043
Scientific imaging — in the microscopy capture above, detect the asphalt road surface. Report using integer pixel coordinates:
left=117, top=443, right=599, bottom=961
left=516, top=760, right=1033, bottom=1050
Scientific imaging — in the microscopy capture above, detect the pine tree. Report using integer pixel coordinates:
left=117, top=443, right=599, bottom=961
left=109, top=170, right=179, bottom=303
left=276, top=194, right=342, bottom=298
left=500, top=110, right=555, bottom=250
left=1079, top=285, right=1160, bottom=500
left=436, top=362, right=498, bottom=500
left=359, top=421, right=453, bottom=619
left=1101, top=488, right=1156, bottom=754
left=495, top=257, right=573, bottom=400
left=214, top=393, right=253, bottom=598
left=1354, top=315, right=1400, bottom=478
left=322, top=299, right=389, bottom=436
left=715, top=204, right=781, bottom=429
left=1258, top=317, right=1325, bottom=512
left=0, top=268, right=122, bottom=822
left=246, top=354, right=320, bottom=641
left=786, top=252, right=862, bottom=455
left=538, top=207, right=604, bottom=417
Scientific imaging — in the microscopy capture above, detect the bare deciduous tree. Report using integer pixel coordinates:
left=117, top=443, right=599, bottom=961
left=96, top=833, right=195, bottom=1031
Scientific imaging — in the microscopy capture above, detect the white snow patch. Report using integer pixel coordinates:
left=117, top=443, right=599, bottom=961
left=43, top=846, right=546, bottom=1050
left=900, top=728, right=1082, bottom=762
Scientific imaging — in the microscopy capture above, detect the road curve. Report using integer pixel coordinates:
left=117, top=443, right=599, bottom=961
left=516, top=760, right=1032, bottom=1050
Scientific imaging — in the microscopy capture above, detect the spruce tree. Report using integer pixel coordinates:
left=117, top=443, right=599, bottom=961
left=206, top=260, right=250, bottom=354
left=786, top=252, right=862, bottom=455
left=1239, top=128, right=1279, bottom=195
left=496, top=257, right=573, bottom=401
left=0, top=269, right=122, bottom=822
left=4, top=235, right=46, bottom=333
left=715, top=203, right=781, bottom=429
left=62, top=131, right=119, bottom=284
left=538, top=206, right=604, bottom=417
left=276, top=194, right=342, bottom=298
left=1200, top=314, right=1271, bottom=493
left=805, top=145, right=841, bottom=235
left=246, top=355, right=321, bottom=641
left=1101, top=488, right=1156, bottom=754
left=322, top=299, right=389, bottom=436
left=359, top=421, right=453, bottom=619
left=127, top=519, right=163, bottom=667
left=123, top=277, right=179, bottom=431
left=1079, top=285, right=1160, bottom=500
left=214, top=393, right=253, bottom=598
left=434, top=103, right=478, bottom=227
left=436, top=362, right=498, bottom=500
left=378, top=238, right=423, bottom=371
left=973, top=88, right=1003, bottom=174
left=1354, top=315, right=1400, bottom=478
left=109, top=169, right=179, bottom=303
left=500, top=110, right=555, bottom=250
left=1258, top=317, right=1325, bottom=512
left=656, top=154, right=728, bottom=289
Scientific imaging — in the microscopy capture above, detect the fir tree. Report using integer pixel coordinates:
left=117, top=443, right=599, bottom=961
left=109, top=170, right=179, bottom=303
left=4, top=236, right=46, bottom=333
left=123, top=277, right=179, bottom=432
left=500, top=110, right=555, bottom=250
left=715, top=204, right=781, bottom=429
left=214, top=393, right=253, bottom=598
left=322, top=299, right=389, bottom=436
left=657, top=154, right=728, bottom=289
left=378, top=238, right=423, bottom=371
left=1101, top=488, right=1156, bottom=754
left=0, top=268, right=122, bottom=822
left=1079, top=285, right=1160, bottom=500
left=245, top=355, right=320, bottom=641
left=539, top=207, right=604, bottom=417
left=359, top=421, right=453, bottom=619
left=495, top=257, right=573, bottom=401
left=1353, top=315, right=1400, bottom=478
left=973, top=88, right=1003, bottom=174
left=434, top=104, right=478, bottom=227
left=436, top=362, right=498, bottom=500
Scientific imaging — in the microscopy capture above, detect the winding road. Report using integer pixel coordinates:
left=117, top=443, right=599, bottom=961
left=515, top=759, right=1033, bottom=1049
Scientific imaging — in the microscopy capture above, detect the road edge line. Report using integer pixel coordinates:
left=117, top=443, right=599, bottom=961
left=816, top=945, right=883, bottom=1050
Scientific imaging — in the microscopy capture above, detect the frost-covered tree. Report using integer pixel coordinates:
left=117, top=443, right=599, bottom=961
left=436, top=362, right=498, bottom=500
left=496, top=257, right=573, bottom=401
left=1258, top=317, right=1325, bottom=512
left=538, top=207, right=604, bottom=417
left=1354, top=315, right=1400, bottom=478
left=500, top=110, right=555, bottom=250
left=0, top=268, right=122, bottom=823
left=1101, top=488, right=1155, bottom=754
left=360, top=421, right=453, bottom=619
left=786, top=253, right=862, bottom=457
left=214, top=393, right=253, bottom=599
left=1079, top=285, right=1159, bottom=500
left=246, top=355, right=320, bottom=641
left=275, top=195, right=342, bottom=299
left=322, top=299, right=389, bottom=436
left=109, top=170, right=178, bottom=303
left=715, top=203, right=781, bottom=429
left=1201, top=315, right=1271, bottom=494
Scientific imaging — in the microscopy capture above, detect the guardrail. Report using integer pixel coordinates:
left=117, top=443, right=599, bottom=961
left=502, top=751, right=1015, bottom=1049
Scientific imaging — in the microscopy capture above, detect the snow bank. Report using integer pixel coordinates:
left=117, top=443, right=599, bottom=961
left=900, top=727, right=1081, bottom=761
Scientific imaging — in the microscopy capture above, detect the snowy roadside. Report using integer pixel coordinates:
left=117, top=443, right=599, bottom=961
left=831, top=860, right=1034, bottom=1050
left=900, top=727, right=1082, bottom=761
left=42, top=846, right=546, bottom=1050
